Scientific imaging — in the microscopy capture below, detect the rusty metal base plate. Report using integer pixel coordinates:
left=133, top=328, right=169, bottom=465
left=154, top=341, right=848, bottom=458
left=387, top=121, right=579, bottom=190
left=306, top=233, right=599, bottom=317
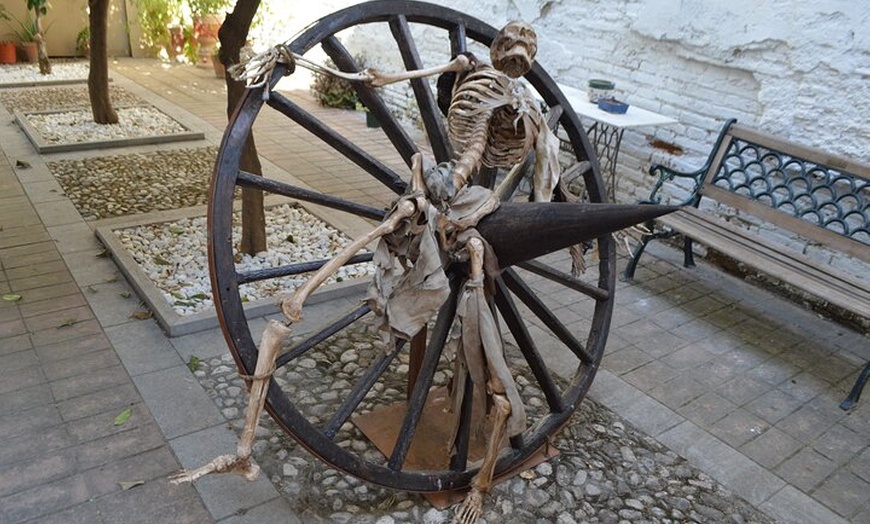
left=353, top=387, right=559, bottom=509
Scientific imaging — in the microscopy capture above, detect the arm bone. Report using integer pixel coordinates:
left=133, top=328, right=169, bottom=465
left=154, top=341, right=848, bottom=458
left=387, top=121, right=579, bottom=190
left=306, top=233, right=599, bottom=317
left=280, top=198, right=419, bottom=322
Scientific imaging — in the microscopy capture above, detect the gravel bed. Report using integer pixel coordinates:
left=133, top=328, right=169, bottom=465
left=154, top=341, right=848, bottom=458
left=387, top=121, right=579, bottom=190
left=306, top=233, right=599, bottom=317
left=113, top=203, right=374, bottom=316
left=21, top=106, right=189, bottom=145
left=46, top=147, right=218, bottom=220
left=192, top=319, right=773, bottom=524
left=0, top=84, right=143, bottom=113
left=0, top=61, right=90, bottom=85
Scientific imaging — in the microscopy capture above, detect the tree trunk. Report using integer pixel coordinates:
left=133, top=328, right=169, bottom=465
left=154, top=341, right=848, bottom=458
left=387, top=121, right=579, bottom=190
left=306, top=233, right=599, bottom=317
left=34, top=10, right=51, bottom=75
left=87, top=0, right=118, bottom=124
left=219, top=0, right=266, bottom=255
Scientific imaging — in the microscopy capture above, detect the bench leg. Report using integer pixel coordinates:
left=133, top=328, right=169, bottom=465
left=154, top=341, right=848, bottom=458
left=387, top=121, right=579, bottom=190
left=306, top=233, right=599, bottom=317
left=840, top=362, right=870, bottom=411
left=622, top=234, right=652, bottom=281
left=683, top=237, right=695, bottom=268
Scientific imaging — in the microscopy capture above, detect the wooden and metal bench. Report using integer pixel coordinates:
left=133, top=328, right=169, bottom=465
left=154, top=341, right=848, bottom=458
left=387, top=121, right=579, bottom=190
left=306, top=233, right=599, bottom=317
left=622, top=118, right=870, bottom=410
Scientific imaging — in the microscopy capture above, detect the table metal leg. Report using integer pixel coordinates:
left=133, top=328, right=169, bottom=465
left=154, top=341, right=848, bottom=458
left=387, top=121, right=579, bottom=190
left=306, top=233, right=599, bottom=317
left=585, top=121, right=625, bottom=202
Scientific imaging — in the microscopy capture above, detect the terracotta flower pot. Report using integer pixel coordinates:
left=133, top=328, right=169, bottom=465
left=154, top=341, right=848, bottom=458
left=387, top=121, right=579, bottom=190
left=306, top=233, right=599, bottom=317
left=16, top=42, right=38, bottom=63
left=0, top=41, right=16, bottom=64
left=193, top=13, right=222, bottom=68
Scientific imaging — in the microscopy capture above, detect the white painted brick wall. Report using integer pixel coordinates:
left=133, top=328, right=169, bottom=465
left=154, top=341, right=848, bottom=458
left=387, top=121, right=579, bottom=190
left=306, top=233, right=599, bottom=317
left=279, top=1, right=868, bottom=282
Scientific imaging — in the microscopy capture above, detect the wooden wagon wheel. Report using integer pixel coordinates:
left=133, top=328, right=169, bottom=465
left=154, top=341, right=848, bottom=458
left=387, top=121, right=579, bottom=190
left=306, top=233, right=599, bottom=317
left=209, top=0, right=621, bottom=493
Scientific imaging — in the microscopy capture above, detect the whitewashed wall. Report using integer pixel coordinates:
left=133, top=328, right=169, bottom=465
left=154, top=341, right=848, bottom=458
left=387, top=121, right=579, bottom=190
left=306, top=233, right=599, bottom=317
left=317, top=0, right=868, bottom=283
left=339, top=0, right=869, bottom=193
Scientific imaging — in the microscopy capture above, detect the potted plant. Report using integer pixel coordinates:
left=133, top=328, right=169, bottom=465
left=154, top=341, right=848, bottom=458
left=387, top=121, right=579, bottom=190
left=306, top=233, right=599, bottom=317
left=0, top=6, right=37, bottom=63
left=0, top=39, right=15, bottom=64
left=0, top=7, right=18, bottom=63
left=132, top=0, right=181, bottom=57
left=76, top=26, right=89, bottom=58
left=188, top=0, right=230, bottom=67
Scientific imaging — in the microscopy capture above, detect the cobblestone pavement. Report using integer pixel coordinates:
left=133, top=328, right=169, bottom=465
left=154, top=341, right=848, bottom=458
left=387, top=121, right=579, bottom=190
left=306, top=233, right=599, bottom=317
left=192, top=319, right=773, bottom=524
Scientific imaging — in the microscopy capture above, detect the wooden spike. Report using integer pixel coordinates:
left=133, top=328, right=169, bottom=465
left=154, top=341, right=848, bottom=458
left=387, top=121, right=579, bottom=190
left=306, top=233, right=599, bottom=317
left=476, top=202, right=677, bottom=267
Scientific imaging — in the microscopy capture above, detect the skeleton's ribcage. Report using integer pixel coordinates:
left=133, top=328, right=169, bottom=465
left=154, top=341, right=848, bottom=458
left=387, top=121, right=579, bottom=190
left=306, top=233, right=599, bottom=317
left=447, top=67, right=541, bottom=169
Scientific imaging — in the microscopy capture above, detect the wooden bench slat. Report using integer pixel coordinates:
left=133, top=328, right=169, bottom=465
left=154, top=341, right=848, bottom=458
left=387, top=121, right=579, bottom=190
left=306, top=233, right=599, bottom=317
left=700, top=184, right=870, bottom=264
left=659, top=208, right=870, bottom=318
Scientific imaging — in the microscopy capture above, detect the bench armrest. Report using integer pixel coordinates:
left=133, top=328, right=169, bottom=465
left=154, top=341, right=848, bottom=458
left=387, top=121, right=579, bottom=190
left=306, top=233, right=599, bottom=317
left=640, top=118, right=737, bottom=208
left=640, top=163, right=708, bottom=207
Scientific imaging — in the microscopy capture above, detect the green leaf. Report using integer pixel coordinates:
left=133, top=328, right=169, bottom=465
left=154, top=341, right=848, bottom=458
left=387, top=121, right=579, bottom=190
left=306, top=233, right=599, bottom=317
left=58, top=318, right=78, bottom=328
left=119, top=480, right=145, bottom=491
left=119, top=291, right=132, bottom=299
left=2, top=294, right=22, bottom=302
left=187, top=356, right=201, bottom=372
left=114, top=406, right=132, bottom=426
left=189, top=293, right=209, bottom=301
left=153, top=255, right=172, bottom=266
left=86, top=285, right=98, bottom=294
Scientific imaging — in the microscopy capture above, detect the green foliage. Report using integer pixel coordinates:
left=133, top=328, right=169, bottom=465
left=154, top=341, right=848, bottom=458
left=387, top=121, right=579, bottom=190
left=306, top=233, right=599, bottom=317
left=181, top=24, right=198, bottom=64
left=310, top=58, right=364, bottom=110
left=134, top=0, right=182, bottom=50
left=76, top=26, right=89, bottom=55
left=187, top=0, right=231, bottom=16
left=0, top=7, right=37, bottom=41
left=26, top=0, right=49, bottom=16
left=0, top=2, right=51, bottom=42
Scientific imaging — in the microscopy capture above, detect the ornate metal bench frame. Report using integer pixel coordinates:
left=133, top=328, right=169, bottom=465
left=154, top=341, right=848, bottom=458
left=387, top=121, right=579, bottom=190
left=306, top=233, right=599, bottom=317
left=623, top=118, right=870, bottom=410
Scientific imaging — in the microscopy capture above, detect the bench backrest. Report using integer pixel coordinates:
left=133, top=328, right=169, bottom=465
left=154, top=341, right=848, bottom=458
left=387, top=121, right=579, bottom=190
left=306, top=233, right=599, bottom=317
left=700, top=123, right=870, bottom=263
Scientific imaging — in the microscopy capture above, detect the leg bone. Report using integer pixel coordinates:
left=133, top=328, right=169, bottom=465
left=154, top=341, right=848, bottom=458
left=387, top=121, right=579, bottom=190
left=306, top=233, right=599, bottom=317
left=170, top=320, right=291, bottom=484
left=452, top=393, right=511, bottom=524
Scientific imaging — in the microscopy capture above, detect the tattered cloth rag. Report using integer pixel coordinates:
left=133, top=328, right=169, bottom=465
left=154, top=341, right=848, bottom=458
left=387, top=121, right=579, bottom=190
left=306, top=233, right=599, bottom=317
left=367, top=185, right=527, bottom=445
left=366, top=194, right=450, bottom=343
left=453, top=240, right=527, bottom=438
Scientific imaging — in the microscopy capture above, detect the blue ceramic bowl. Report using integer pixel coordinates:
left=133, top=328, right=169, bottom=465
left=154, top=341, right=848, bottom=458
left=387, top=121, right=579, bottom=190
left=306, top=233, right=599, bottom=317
left=597, top=98, right=629, bottom=114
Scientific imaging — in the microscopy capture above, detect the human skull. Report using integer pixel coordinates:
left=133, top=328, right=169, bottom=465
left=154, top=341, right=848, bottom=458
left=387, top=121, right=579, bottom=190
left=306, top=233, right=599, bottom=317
left=490, top=21, right=538, bottom=78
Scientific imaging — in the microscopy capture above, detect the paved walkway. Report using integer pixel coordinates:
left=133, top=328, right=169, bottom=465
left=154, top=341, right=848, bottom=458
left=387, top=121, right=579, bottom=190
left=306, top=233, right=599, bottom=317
left=0, top=58, right=867, bottom=523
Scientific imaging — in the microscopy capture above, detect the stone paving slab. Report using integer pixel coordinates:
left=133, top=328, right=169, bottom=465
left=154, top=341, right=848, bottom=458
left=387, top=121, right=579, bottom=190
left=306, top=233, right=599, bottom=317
left=0, top=118, right=213, bottom=523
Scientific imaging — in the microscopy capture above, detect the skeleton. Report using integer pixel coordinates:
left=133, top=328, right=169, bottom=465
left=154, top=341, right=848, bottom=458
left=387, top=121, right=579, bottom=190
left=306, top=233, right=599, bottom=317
left=174, top=21, right=557, bottom=524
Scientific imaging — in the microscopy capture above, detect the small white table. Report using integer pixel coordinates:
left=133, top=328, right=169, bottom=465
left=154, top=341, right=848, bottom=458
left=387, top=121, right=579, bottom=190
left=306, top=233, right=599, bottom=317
left=557, top=83, right=677, bottom=200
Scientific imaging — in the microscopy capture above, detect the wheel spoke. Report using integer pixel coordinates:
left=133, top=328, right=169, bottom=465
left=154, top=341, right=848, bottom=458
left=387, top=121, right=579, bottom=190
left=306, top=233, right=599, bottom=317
left=265, top=93, right=407, bottom=195
left=389, top=15, right=452, bottom=163
left=323, top=339, right=405, bottom=440
left=517, top=260, right=610, bottom=302
left=388, top=277, right=460, bottom=470
left=236, top=170, right=387, bottom=221
left=502, top=267, right=594, bottom=364
left=276, top=305, right=371, bottom=368
left=322, top=36, right=419, bottom=167
left=449, top=23, right=467, bottom=55
left=493, top=277, right=566, bottom=414
left=237, top=252, right=373, bottom=285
